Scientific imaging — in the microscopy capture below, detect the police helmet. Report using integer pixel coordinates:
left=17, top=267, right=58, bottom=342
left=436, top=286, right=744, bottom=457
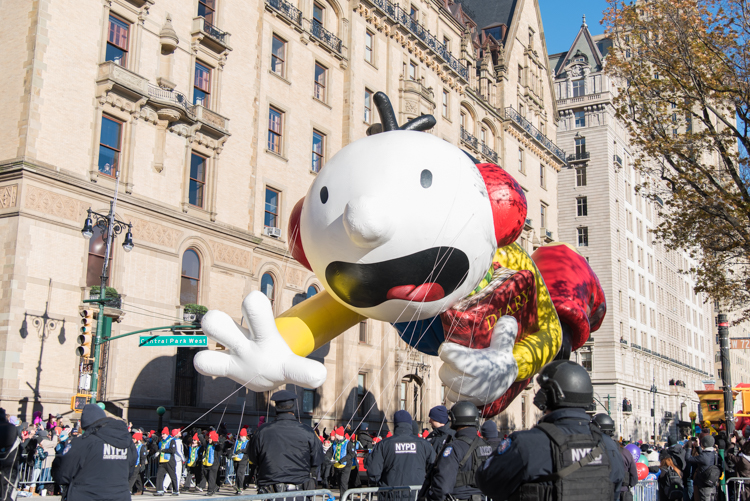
left=592, top=413, right=615, bottom=437
left=533, top=360, right=593, bottom=411
left=449, top=401, right=480, bottom=429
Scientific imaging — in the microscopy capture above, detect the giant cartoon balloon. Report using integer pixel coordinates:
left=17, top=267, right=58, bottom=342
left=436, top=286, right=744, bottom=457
left=194, top=92, right=606, bottom=417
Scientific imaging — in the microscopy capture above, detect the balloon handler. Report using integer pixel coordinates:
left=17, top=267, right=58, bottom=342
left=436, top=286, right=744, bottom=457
left=193, top=93, right=606, bottom=418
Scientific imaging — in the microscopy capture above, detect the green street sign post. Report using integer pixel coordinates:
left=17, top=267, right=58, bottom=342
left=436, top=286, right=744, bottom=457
left=139, top=335, right=207, bottom=347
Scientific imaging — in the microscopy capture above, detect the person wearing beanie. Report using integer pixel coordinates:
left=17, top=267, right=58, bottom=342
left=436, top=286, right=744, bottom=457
left=480, top=421, right=502, bottom=448
left=162, top=429, right=185, bottom=495
left=198, top=431, right=221, bottom=495
left=367, top=410, right=435, bottom=497
left=129, top=431, right=148, bottom=495
left=185, top=434, right=203, bottom=492
left=423, top=402, right=493, bottom=501
left=232, top=427, right=251, bottom=494
left=330, top=425, right=358, bottom=497
left=153, top=427, right=179, bottom=496
left=426, top=405, right=454, bottom=455
left=687, top=433, right=724, bottom=501
left=248, top=390, right=324, bottom=494
left=53, top=404, right=136, bottom=501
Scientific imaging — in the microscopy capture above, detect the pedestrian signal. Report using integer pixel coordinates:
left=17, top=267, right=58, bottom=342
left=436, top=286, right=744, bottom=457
left=78, top=310, right=94, bottom=357
left=71, top=394, right=88, bottom=412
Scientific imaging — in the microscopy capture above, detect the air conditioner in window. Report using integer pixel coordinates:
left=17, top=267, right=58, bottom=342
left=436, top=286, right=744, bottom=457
left=263, top=226, right=282, bottom=238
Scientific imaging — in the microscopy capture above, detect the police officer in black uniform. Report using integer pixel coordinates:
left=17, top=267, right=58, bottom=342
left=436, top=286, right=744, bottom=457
left=476, top=360, right=624, bottom=501
left=249, top=390, right=324, bottom=493
left=54, top=404, right=137, bottom=501
left=367, top=410, right=435, bottom=498
left=421, top=402, right=493, bottom=501
left=426, top=406, right=455, bottom=456
left=592, top=414, right=636, bottom=501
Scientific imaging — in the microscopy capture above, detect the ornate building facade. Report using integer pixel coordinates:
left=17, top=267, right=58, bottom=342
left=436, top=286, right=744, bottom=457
left=0, top=0, right=562, bottom=432
left=552, top=19, right=716, bottom=442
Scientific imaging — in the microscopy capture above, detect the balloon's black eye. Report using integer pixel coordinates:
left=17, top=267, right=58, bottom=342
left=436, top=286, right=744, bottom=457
left=420, top=169, right=433, bottom=188
left=320, top=186, right=329, bottom=204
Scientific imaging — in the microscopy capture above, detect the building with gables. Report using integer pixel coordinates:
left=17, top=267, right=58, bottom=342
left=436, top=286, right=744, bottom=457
left=0, top=0, right=563, bottom=433
left=552, top=17, right=716, bottom=441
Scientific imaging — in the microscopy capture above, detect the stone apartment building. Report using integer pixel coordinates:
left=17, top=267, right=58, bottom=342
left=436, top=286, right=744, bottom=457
left=552, top=19, right=716, bottom=442
left=0, top=0, right=563, bottom=432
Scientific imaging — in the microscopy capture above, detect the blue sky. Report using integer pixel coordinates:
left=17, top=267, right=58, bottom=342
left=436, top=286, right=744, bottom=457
left=538, top=0, right=610, bottom=55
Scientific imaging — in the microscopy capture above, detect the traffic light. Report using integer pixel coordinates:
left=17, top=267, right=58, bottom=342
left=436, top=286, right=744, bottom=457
left=77, top=309, right=94, bottom=357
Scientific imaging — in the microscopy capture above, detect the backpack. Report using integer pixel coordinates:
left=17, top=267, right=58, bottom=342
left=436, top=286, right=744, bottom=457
left=659, top=466, right=684, bottom=500
left=695, top=453, right=721, bottom=487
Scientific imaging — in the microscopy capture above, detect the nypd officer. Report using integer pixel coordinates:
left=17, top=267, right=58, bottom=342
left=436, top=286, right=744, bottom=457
left=54, top=404, right=136, bottom=501
left=592, top=414, right=636, bottom=501
left=367, top=410, right=435, bottom=497
left=421, top=401, right=492, bottom=501
left=476, top=361, right=624, bottom=501
left=249, top=390, right=324, bottom=493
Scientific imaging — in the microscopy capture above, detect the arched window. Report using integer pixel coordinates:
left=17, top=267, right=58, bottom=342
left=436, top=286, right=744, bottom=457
left=180, top=249, right=201, bottom=305
left=306, top=285, right=319, bottom=299
left=261, top=273, right=275, bottom=307
left=86, top=225, right=113, bottom=286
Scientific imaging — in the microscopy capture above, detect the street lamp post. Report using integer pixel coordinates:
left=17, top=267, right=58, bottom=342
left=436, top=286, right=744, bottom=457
left=651, top=379, right=657, bottom=443
left=81, top=170, right=133, bottom=404
left=718, top=312, right=735, bottom=436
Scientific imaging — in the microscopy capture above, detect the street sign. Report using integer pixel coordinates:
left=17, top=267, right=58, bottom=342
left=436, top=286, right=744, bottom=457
left=139, top=335, right=207, bottom=347
left=71, top=394, right=89, bottom=412
left=730, top=338, right=750, bottom=350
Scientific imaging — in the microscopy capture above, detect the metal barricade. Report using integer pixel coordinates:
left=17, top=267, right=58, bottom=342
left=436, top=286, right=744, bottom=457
left=632, top=479, right=658, bottom=501
left=342, top=485, right=422, bottom=501
left=726, top=477, right=750, bottom=501
left=16, top=462, right=54, bottom=489
left=145, top=459, right=158, bottom=488
left=203, top=488, right=333, bottom=501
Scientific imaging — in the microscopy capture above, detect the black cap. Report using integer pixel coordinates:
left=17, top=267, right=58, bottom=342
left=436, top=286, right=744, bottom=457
left=271, top=390, right=297, bottom=403
left=80, top=404, right=107, bottom=429
left=481, top=420, right=498, bottom=438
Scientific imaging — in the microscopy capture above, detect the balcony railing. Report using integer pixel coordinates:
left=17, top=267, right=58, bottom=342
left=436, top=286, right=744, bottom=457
left=460, top=126, right=478, bottom=150
left=567, top=151, right=590, bottom=163
left=365, top=0, right=468, bottom=80
left=311, top=20, right=342, bottom=54
left=524, top=218, right=533, bottom=229
left=505, top=107, right=566, bottom=163
left=544, top=228, right=554, bottom=241
left=148, top=84, right=195, bottom=118
left=481, top=143, right=498, bottom=163
left=192, top=17, right=231, bottom=49
left=202, top=18, right=230, bottom=45
left=265, top=0, right=302, bottom=25
left=613, top=154, right=623, bottom=166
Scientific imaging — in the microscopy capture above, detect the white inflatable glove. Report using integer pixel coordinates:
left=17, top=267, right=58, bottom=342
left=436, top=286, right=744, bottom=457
left=193, top=291, right=327, bottom=391
left=438, top=315, right=519, bottom=407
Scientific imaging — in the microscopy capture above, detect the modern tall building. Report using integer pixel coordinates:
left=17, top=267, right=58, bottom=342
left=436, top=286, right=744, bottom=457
left=551, top=18, right=716, bottom=441
left=0, top=0, right=563, bottom=432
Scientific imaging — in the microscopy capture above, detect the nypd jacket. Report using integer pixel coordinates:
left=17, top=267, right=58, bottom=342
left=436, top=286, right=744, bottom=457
left=366, top=423, right=436, bottom=488
left=424, top=427, right=492, bottom=501
left=476, top=408, right=624, bottom=501
left=248, top=413, right=324, bottom=487
left=54, top=418, right=136, bottom=501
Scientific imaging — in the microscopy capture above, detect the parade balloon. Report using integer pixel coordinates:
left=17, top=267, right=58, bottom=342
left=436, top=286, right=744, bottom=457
left=193, top=92, right=608, bottom=418
left=625, top=443, right=641, bottom=462
left=636, top=463, right=649, bottom=481
left=638, top=454, right=648, bottom=465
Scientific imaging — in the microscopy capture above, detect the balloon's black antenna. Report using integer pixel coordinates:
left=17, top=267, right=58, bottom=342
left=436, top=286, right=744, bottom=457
left=366, top=91, right=436, bottom=136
